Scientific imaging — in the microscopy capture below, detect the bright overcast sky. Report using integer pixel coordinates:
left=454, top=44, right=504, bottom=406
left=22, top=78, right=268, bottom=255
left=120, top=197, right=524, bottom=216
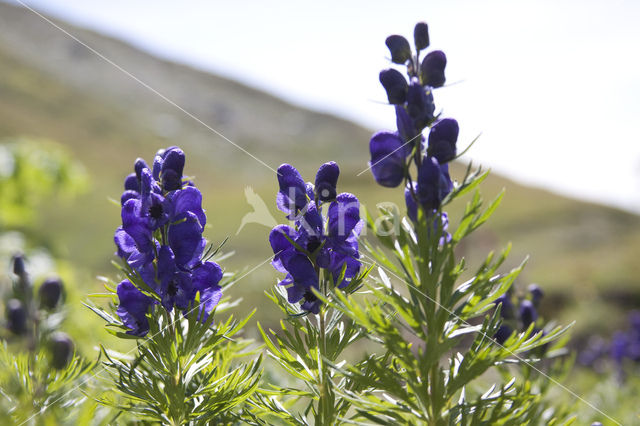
left=7, top=0, right=640, bottom=211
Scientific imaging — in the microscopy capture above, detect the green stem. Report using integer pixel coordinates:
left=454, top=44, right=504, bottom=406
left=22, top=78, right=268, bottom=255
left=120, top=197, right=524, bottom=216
left=317, top=275, right=332, bottom=425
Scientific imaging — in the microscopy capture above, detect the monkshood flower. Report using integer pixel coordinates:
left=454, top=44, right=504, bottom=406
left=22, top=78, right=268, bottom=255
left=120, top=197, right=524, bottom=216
left=270, top=162, right=362, bottom=314
left=370, top=22, right=460, bottom=227
left=114, top=146, right=222, bottom=336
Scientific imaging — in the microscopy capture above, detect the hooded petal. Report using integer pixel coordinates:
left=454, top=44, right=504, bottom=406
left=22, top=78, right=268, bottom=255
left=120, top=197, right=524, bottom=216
left=328, top=193, right=360, bottom=240
left=407, top=79, right=435, bottom=129
left=420, top=50, right=447, bottom=88
left=276, top=164, right=308, bottom=217
left=417, top=156, right=450, bottom=210
left=315, top=162, right=340, bottom=202
left=168, top=211, right=205, bottom=269
left=121, top=199, right=153, bottom=254
left=161, top=147, right=185, bottom=191
left=379, top=68, right=408, bottom=104
left=124, top=173, right=139, bottom=191
left=282, top=252, right=318, bottom=289
left=171, top=186, right=207, bottom=228
left=369, top=131, right=408, bottom=188
left=116, top=280, right=153, bottom=336
left=428, top=118, right=459, bottom=163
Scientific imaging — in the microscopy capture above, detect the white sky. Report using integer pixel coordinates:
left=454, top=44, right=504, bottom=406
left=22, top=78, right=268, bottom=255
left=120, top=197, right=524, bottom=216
left=7, top=0, right=640, bottom=212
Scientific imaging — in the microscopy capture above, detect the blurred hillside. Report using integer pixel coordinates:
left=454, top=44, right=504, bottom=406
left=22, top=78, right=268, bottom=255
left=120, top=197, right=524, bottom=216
left=1, top=2, right=639, bottom=340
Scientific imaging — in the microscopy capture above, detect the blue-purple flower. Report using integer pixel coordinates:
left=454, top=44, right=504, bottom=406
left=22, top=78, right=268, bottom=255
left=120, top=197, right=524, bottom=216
left=270, top=163, right=362, bottom=314
left=113, top=146, right=222, bottom=336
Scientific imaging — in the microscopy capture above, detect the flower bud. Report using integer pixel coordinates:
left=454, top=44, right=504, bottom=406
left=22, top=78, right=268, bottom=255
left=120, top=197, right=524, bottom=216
left=420, top=50, right=447, bottom=88
left=494, top=324, right=512, bottom=344
left=161, top=147, right=185, bottom=191
left=519, top=299, right=538, bottom=329
left=39, top=277, right=64, bottom=310
left=134, top=158, right=149, bottom=180
left=379, top=69, right=408, bottom=104
left=413, top=22, right=430, bottom=51
left=6, top=299, right=27, bottom=335
left=315, top=162, right=340, bottom=202
left=528, top=283, right=544, bottom=306
left=49, top=332, right=74, bottom=369
left=12, top=254, right=26, bottom=276
left=407, top=80, right=435, bottom=129
left=385, top=35, right=412, bottom=64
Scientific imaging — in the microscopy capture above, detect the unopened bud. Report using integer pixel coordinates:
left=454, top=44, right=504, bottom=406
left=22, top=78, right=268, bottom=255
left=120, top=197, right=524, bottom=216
left=385, top=35, right=412, bottom=64
left=413, top=22, right=430, bottom=51
left=49, top=332, right=74, bottom=369
left=6, top=299, right=27, bottom=335
left=39, top=277, right=64, bottom=310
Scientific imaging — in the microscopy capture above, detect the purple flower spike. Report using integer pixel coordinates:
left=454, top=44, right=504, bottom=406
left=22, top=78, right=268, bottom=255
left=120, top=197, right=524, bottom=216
left=385, top=35, right=412, bottom=64
left=369, top=131, right=408, bottom=188
left=420, top=50, right=447, bottom=88
left=428, top=118, right=459, bottom=163
left=315, top=161, right=340, bottom=202
left=379, top=69, right=408, bottom=105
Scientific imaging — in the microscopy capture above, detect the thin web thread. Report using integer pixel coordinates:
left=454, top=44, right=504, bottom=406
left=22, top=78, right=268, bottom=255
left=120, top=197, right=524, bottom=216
left=12, top=0, right=278, bottom=175
left=17, top=254, right=274, bottom=426
left=358, top=253, right=621, bottom=425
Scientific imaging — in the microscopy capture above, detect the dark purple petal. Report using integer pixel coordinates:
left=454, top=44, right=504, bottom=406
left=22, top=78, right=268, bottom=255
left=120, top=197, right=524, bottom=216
left=420, top=50, right=447, bottom=88
left=121, top=199, right=153, bottom=254
left=385, top=35, right=411, bottom=64
left=395, top=105, right=419, bottom=144
left=114, top=227, right=137, bottom=259
left=404, top=181, right=418, bottom=222
left=124, top=173, right=139, bottom=191
left=162, top=147, right=186, bottom=191
left=369, top=131, right=407, bottom=188
left=116, top=280, right=153, bottom=336
left=168, top=212, right=205, bottom=269
left=285, top=280, right=306, bottom=304
left=134, top=158, right=149, bottom=180
left=328, top=193, right=360, bottom=239
left=121, top=190, right=139, bottom=206
left=330, top=253, right=361, bottom=288
left=298, top=201, right=323, bottom=239
left=198, top=286, right=222, bottom=319
left=315, top=162, right=340, bottom=202
left=519, top=300, right=537, bottom=329
left=171, top=186, right=206, bottom=228
left=282, top=252, right=318, bottom=289
left=414, top=22, right=430, bottom=51
left=428, top=118, right=459, bottom=163
left=494, top=325, right=512, bottom=344
left=276, top=164, right=308, bottom=217
left=152, top=154, right=163, bottom=181
left=379, top=69, right=408, bottom=104
left=192, top=261, right=223, bottom=293
left=417, top=156, right=449, bottom=210
left=407, top=79, right=435, bottom=129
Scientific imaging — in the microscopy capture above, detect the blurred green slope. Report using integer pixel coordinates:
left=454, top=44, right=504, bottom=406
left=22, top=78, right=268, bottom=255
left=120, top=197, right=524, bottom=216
left=1, top=2, right=639, bottom=340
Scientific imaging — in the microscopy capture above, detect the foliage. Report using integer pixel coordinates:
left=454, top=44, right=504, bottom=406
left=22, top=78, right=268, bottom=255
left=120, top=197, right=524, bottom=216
left=0, top=138, right=87, bottom=228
